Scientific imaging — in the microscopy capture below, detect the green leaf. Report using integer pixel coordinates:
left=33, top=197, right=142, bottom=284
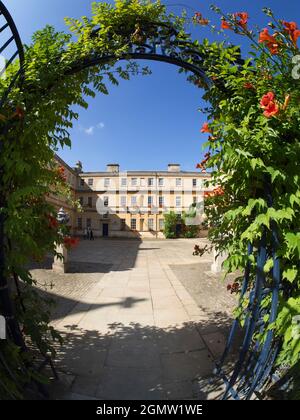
left=264, top=258, right=274, bottom=273
left=282, top=268, right=298, bottom=283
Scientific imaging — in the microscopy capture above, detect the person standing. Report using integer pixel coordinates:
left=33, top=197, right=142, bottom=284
left=87, top=226, right=91, bottom=240
left=83, top=227, right=88, bottom=240
left=90, top=229, right=94, bottom=241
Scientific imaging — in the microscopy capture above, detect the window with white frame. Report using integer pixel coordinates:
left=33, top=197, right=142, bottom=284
left=121, top=178, right=127, bottom=187
left=131, top=195, right=137, bottom=206
left=148, top=196, right=153, bottom=206
left=158, top=178, right=164, bottom=187
left=88, top=178, right=93, bottom=186
left=131, top=178, right=137, bottom=187
left=148, top=218, right=154, bottom=230
left=131, top=218, right=137, bottom=230
left=120, top=196, right=126, bottom=207
left=193, top=178, right=197, bottom=187
left=80, top=179, right=85, bottom=187
left=176, top=196, right=181, bottom=207
left=104, top=196, right=109, bottom=207
left=148, top=178, right=154, bottom=187
left=176, top=178, right=182, bottom=187
left=104, top=178, right=110, bottom=188
left=159, top=196, right=164, bottom=207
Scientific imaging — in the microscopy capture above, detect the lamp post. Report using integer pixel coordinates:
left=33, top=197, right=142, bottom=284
left=57, top=207, right=70, bottom=226
left=52, top=207, right=70, bottom=273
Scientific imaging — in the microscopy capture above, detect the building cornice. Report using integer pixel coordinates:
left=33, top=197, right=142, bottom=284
left=79, top=171, right=211, bottom=177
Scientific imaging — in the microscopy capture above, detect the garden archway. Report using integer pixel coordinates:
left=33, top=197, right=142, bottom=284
left=0, top=1, right=293, bottom=400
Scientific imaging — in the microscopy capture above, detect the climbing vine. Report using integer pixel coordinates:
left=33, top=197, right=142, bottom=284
left=0, top=0, right=299, bottom=398
left=196, top=7, right=300, bottom=392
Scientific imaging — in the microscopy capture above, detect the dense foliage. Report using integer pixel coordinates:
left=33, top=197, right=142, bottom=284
left=163, top=211, right=178, bottom=239
left=197, top=7, right=300, bottom=384
left=0, top=0, right=299, bottom=398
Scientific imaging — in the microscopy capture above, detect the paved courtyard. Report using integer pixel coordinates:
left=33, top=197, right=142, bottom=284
left=31, top=238, right=237, bottom=400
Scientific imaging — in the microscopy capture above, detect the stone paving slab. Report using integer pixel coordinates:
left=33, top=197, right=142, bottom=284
left=31, top=238, right=231, bottom=400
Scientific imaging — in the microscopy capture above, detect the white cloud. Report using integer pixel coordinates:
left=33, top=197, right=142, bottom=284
left=84, top=126, right=94, bottom=135
left=79, top=122, right=105, bottom=136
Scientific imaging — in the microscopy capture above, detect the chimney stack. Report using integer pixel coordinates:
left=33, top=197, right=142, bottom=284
left=168, top=164, right=181, bottom=172
left=106, top=164, right=120, bottom=173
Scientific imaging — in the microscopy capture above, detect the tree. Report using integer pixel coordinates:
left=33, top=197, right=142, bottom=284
left=163, top=212, right=178, bottom=239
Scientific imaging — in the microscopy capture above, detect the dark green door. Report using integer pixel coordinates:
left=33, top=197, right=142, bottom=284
left=103, top=223, right=109, bottom=237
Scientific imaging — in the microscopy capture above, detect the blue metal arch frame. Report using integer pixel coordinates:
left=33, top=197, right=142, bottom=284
left=215, top=179, right=281, bottom=400
left=66, top=22, right=214, bottom=88
left=0, top=0, right=26, bottom=354
left=0, top=3, right=283, bottom=401
left=0, top=0, right=24, bottom=109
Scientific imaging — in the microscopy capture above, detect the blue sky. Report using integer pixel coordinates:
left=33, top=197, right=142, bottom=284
left=4, top=0, right=300, bottom=171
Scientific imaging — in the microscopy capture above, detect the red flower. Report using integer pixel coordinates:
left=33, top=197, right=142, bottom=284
left=259, top=28, right=280, bottom=54
left=57, top=165, right=67, bottom=182
left=193, top=12, right=209, bottom=26
left=63, top=236, right=79, bottom=249
left=260, top=91, right=275, bottom=108
left=282, top=21, right=300, bottom=46
left=48, top=215, right=58, bottom=229
left=234, top=12, right=248, bottom=29
left=244, top=82, right=254, bottom=89
left=260, top=92, right=279, bottom=118
left=199, top=18, right=209, bottom=26
left=204, top=191, right=212, bottom=198
left=259, top=28, right=276, bottom=43
left=200, top=122, right=211, bottom=133
left=221, top=19, right=231, bottom=30
left=204, top=187, right=224, bottom=199
left=263, top=102, right=279, bottom=118
left=214, top=187, right=224, bottom=196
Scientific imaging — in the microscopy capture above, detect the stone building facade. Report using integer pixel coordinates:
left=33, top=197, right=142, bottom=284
left=74, top=163, right=212, bottom=238
left=51, top=157, right=212, bottom=238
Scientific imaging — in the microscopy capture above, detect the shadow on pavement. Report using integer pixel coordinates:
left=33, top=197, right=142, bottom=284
left=48, top=316, right=236, bottom=400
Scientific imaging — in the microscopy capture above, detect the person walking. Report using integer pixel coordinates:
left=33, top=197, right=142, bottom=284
left=90, top=229, right=94, bottom=241
left=87, top=227, right=91, bottom=240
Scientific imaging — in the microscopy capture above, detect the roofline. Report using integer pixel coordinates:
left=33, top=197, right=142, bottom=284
left=79, top=171, right=211, bottom=177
